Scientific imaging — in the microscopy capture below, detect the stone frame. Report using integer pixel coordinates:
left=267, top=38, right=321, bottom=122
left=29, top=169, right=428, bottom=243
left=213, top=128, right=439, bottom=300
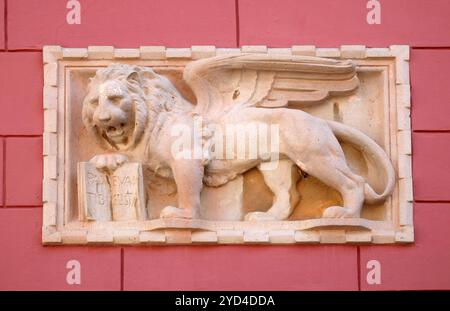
left=42, top=45, right=413, bottom=245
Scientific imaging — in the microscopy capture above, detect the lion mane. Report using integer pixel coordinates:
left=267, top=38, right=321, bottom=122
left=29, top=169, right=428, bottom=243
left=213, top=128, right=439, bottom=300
left=82, top=64, right=193, bottom=151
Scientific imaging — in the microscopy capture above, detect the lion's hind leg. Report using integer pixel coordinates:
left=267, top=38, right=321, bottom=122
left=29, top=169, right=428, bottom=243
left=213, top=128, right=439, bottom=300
left=245, top=159, right=300, bottom=221
left=298, top=154, right=365, bottom=218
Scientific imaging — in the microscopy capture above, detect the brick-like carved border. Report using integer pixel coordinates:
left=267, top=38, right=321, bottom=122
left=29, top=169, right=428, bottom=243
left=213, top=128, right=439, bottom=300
left=42, top=45, right=413, bottom=245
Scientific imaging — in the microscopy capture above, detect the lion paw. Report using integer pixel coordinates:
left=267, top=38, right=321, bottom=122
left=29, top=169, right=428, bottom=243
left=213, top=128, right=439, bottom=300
left=160, top=206, right=197, bottom=219
left=244, top=211, right=278, bottom=221
left=90, top=153, right=128, bottom=172
left=322, top=206, right=359, bottom=218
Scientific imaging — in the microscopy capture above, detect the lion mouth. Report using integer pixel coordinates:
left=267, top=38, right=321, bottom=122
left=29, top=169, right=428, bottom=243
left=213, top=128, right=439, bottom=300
left=105, top=123, right=126, bottom=138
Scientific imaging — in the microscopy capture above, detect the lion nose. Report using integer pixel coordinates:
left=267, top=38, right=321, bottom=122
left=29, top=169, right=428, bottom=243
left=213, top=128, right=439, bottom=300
left=98, top=111, right=112, bottom=122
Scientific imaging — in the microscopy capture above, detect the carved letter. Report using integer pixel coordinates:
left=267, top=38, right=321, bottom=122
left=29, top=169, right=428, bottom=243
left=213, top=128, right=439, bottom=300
left=110, top=163, right=147, bottom=221
left=78, top=162, right=112, bottom=221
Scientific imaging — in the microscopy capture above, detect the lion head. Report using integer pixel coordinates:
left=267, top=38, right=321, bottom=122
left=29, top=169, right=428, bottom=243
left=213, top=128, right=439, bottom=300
left=82, top=63, right=192, bottom=151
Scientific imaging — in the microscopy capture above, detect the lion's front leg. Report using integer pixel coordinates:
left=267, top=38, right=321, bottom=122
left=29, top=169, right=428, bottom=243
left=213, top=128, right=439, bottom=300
left=90, top=153, right=128, bottom=172
left=160, top=159, right=204, bottom=219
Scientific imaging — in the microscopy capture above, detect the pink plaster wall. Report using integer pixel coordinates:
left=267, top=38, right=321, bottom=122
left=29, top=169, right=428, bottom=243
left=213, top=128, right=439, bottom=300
left=0, top=0, right=449, bottom=290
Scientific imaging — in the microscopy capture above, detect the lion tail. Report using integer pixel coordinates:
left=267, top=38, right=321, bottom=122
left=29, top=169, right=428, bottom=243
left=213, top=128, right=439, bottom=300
left=326, top=120, right=396, bottom=205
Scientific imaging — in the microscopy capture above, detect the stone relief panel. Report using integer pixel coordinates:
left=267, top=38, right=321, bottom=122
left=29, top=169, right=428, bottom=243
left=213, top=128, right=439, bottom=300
left=42, top=45, right=413, bottom=245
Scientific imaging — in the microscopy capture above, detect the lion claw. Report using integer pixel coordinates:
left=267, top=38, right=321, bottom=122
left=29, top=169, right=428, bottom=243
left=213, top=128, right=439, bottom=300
left=322, top=206, right=359, bottom=218
left=160, top=206, right=197, bottom=219
left=90, top=153, right=128, bottom=172
left=244, top=211, right=278, bottom=221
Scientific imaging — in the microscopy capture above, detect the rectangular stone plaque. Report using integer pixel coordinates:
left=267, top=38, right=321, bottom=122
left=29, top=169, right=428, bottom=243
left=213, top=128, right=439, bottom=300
left=42, top=45, right=413, bottom=245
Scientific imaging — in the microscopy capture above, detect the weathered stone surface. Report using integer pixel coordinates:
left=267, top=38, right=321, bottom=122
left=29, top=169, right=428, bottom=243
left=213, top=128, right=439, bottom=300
left=42, top=46, right=412, bottom=245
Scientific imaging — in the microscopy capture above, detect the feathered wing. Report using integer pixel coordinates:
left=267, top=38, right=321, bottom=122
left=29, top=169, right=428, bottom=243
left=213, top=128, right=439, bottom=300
left=183, top=53, right=359, bottom=122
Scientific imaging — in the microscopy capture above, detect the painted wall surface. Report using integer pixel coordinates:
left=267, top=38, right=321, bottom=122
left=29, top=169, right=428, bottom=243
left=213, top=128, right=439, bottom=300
left=1, top=0, right=450, bottom=290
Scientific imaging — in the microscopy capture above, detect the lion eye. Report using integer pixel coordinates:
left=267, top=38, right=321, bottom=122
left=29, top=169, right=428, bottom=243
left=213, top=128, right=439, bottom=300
left=90, top=99, right=98, bottom=106
left=109, top=95, right=123, bottom=103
